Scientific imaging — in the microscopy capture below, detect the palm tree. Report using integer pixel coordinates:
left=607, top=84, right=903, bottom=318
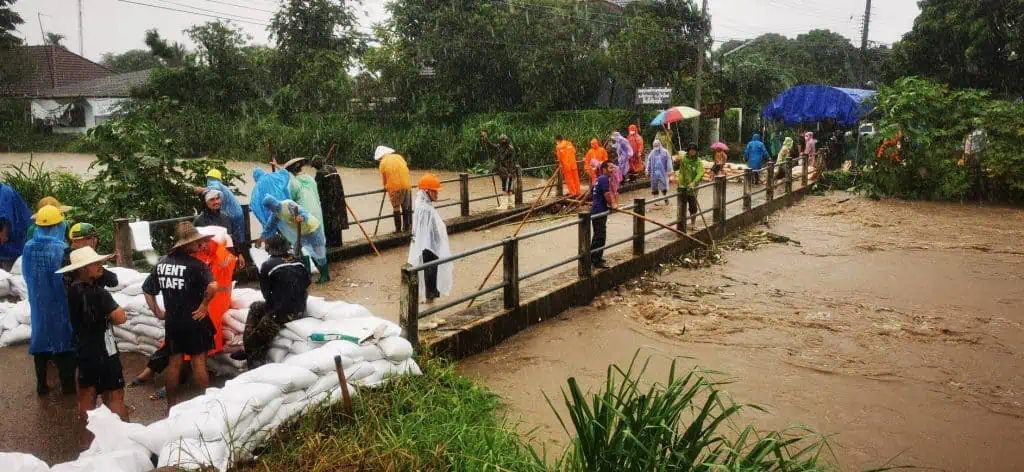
left=44, top=32, right=65, bottom=47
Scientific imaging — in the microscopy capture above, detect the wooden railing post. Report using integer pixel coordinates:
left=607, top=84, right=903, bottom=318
left=459, top=173, right=470, bottom=217
left=577, top=212, right=592, bottom=278
left=766, top=164, right=775, bottom=202
left=555, top=167, right=564, bottom=197
left=399, top=264, right=419, bottom=351
left=801, top=156, right=809, bottom=187
left=514, top=165, right=524, bottom=206
left=742, top=169, right=752, bottom=211
left=241, top=204, right=253, bottom=244
left=113, top=218, right=135, bottom=268
left=502, top=237, right=519, bottom=309
left=632, top=198, right=645, bottom=257
left=676, top=191, right=687, bottom=233
left=713, top=176, right=726, bottom=225
left=785, top=160, right=794, bottom=194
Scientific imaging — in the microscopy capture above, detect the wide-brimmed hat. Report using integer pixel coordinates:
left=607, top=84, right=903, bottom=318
left=281, top=157, right=308, bottom=171
left=171, top=221, right=213, bottom=251
left=373, top=146, right=395, bottom=161
left=56, top=246, right=113, bottom=274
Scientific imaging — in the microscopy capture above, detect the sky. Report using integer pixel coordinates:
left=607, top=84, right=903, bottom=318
left=12, top=0, right=920, bottom=63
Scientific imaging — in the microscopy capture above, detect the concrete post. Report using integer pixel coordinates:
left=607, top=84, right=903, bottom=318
left=502, top=237, right=519, bottom=309
left=577, top=212, right=592, bottom=278
left=784, top=160, right=793, bottom=194
left=801, top=156, right=809, bottom=188
left=676, top=191, right=687, bottom=233
left=514, top=165, right=524, bottom=206
left=712, top=176, right=725, bottom=225
left=632, top=198, right=645, bottom=256
left=399, top=264, right=419, bottom=351
left=555, top=168, right=564, bottom=197
left=766, top=163, right=775, bottom=202
left=113, top=218, right=134, bottom=268
left=459, top=173, right=470, bottom=217
left=742, top=169, right=752, bottom=211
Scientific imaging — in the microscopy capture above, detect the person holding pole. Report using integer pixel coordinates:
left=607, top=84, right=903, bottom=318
left=554, top=136, right=582, bottom=197
left=375, top=146, right=413, bottom=233
left=407, top=174, right=452, bottom=303
left=590, top=161, right=618, bottom=269
left=676, top=143, right=703, bottom=227
left=480, top=131, right=518, bottom=210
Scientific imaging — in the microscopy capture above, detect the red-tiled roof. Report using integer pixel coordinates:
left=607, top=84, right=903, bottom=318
left=0, top=45, right=113, bottom=97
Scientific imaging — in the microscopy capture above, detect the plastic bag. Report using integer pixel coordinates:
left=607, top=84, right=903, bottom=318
left=226, top=363, right=318, bottom=393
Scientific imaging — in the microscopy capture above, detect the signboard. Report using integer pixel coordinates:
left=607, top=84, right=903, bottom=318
left=700, top=102, right=726, bottom=119
left=635, top=88, right=672, bottom=105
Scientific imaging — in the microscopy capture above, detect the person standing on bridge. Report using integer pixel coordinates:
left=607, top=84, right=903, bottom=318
left=193, top=169, right=245, bottom=247
left=585, top=137, right=608, bottom=186
left=676, top=143, right=703, bottom=228
left=744, top=133, right=769, bottom=185
left=591, top=161, right=618, bottom=269
left=311, top=157, right=349, bottom=248
left=646, top=139, right=672, bottom=203
left=376, top=146, right=413, bottom=233
left=611, top=131, right=632, bottom=189
left=480, top=131, right=518, bottom=210
left=627, top=125, right=645, bottom=182
left=408, top=174, right=452, bottom=303
left=554, top=136, right=582, bottom=197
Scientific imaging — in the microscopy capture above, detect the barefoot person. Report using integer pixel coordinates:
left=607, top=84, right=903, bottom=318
left=142, top=222, right=220, bottom=409
left=408, top=174, right=453, bottom=303
left=58, top=247, right=130, bottom=420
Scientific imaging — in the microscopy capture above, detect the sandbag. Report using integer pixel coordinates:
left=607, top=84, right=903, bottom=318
left=157, top=438, right=227, bottom=472
left=270, top=337, right=292, bottom=351
left=284, top=348, right=353, bottom=375
left=0, top=453, right=49, bottom=472
left=268, top=347, right=288, bottom=363
left=288, top=341, right=313, bottom=355
left=226, top=363, right=318, bottom=393
left=2, top=310, right=19, bottom=330
left=378, top=336, right=414, bottom=362
left=119, top=283, right=144, bottom=297
left=133, top=323, right=164, bottom=341
left=325, top=340, right=385, bottom=363
left=282, top=317, right=321, bottom=340
left=0, top=324, right=32, bottom=347
left=112, top=326, right=138, bottom=345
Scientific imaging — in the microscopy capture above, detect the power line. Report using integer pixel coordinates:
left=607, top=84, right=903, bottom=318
left=118, top=0, right=270, bottom=26
left=203, top=0, right=276, bottom=14
left=151, top=0, right=270, bottom=22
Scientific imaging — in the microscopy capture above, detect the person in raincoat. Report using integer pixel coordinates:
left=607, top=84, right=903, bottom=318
left=261, top=195, right=329, bottom=284
left=603, top=138, right=622, bottom=195
left=24, top=205, right=76, bottom=395
left=585, top=137, right=609, bottom=185
left=627, top=125, right=645, bottom=180
left=744, top=134, right=770, bottom=185
left=193, top=190, right=245, bottom=269
left=610, top=131, right=632, bottom=191
left=194, top=169, right=245, bottom=246
left=777, top=137, right=794, bottom=166
left=480, top=131, right=518, bottom=210
left=193, top=225, right=236, bottom=354
left=768, top=131, right=783, bottom=159
left=676, top=143, right=704, bottom=227
left=408, top=174, right=452, bottom=303
left=280, top=158, right=325, bottom=230
left=655, top=124, right=675, bottom=158
left=26, top=196, right=72, bottom=241
left=802, top=131, right=818, bottom=178
left=0, top=184, right=31, bottom=271
left=646, top=140, right=673, bottom=202
left=250, top=166, right=291, bottom=228
left=376, top=146, right=413, bottom=233
left=311, top=157, right=349, bottom=248
left=554, top=136, right=581, bottom=197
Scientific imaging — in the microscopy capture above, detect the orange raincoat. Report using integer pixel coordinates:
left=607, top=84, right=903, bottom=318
left=585, top=138, right=608, bottom=184
left=193, top=237, right=236, bottom=353
left=627, top=125, right=645, bottom=174
left=555, top=139, right=581, bottom=196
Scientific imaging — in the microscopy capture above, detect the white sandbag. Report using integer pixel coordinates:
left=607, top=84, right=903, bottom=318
left=270, top=337, right=292, bottom=351
left=64, top=406, right=153, bottom=472
left=378, top=336, right=414, bottom=362
left=0, top=453, right=49, bottom=472
left=304, top=373, right=340, bottom=397
left=230, top=289, right=262, bottom=310
left=105, top=267, right=148, bottom=291
left=135, top=344, right=157, bottom=357
left=0, top=279, right=12, bottom=298
left=133, top=324, right=164, bottom=341
left=115, top=341, right=137, bottom=353
left=227, top=308, right=248, bottom=324
left=248, top=247, right=270, bottom=269
left=13, top=303, right=30, bottom=325
left=157, top=438, right=227, bottom=472
left=0, top=324, right=32, bottom=347
left=343, top=360, right=376, bottom=383
left=226, top=363, right=318, bottom=393
left=283, top=348, right=353, bottom=375
left=234, top=396, right=284, bottom=450
left=119, top=283, right=144, bottom=297
left=325, top=340, right=385, bottom=363
left=10, top=258, right=22, bottom=275
left=130, top=314, right=164, bottom=329
left=9, top=276, right=27, bottom=299
left=267, top=347, right=288, bottom=363
left=51, top=447, right=151, bottom=472
left=112, top=326, right=138, bottom=345
left=221, top=315, right=245, bottom=335
left=288, top=341, right=313, bottom=355
left=321, top=303, right=374, bottom=321
left=2, top=310, right=19, bottom=330
left=276, top=329, right=303, bottom=343
left=359, top=359, right=422, bottom=388
left=137, top=335, right=162, bottom=350
left=281, top=317, right=321, bottom=340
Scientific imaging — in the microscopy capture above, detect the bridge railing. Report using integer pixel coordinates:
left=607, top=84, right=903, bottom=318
left=399, top=156, right=813, bottom=350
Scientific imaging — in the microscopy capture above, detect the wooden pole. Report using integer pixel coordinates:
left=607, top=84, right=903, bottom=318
left=490, top=175, right=501, bottom=206
left=613, top=208, right=708, bottom=247
left=333, top=355, right=354, bottom=419
left=474, top=195, right=567, bottom=232
left=691, top=195, right=717, bottom=252
left=466, top=171, right=560, bottom=309
left=372, top=192, right=387, bottom=236
left=346, top=204, right=381, bottom=257
left=326, top=144, right=337, bottom=166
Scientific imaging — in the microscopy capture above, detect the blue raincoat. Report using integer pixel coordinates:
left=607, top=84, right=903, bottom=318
left=261, top=195, right=328, bottom=265
left=744, top=134, right=770, bottom=171
left=0, top=184, right=31, bottom=264
left=250, top=168, right=291, bottom=227
left=645, top=140, right=673, bottom=191
left=24, top=223, right=73, bottom=355
left=611, top=132, right=633, bottom=173
left=206, top=177, right=246, bottom=244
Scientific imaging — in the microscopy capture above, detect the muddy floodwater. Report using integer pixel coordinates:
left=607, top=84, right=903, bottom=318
left=461, top=194, right=1024, bottom=471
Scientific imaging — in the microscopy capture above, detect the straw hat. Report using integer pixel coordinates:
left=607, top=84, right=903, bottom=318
left=373, top=146, right=395, bottom=161
left=56, top=246, right=113, bottom=274
left=281, top=157, right=308, bottom=171
left=171, top=221, right=213, bottom=251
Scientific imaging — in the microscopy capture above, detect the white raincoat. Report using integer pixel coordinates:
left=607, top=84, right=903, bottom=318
left=407, top=190, right=453, bottom=298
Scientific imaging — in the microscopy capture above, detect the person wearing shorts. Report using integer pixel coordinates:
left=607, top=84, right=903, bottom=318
left=376, top=146, right=413, bottom=233
left=143, top=222, right=220, bottom=408
left=59, top=246, right=130, bottom=420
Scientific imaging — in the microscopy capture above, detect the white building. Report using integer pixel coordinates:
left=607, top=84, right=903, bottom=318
left=30, top=69, right=151, bottom=134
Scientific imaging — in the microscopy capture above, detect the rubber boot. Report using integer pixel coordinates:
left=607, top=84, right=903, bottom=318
left=315, top=260, right=330, bottom=284
left=393, top=213, right=403, bottom=234
left=496, top=195, right=505, bottom=211
left=302, top=255, right=312, bottom=274
left=33, top=355, right=49, bottom=395
left=56, top=352, right=77, bottom=395
left=506, top=194, right=515, bottom=210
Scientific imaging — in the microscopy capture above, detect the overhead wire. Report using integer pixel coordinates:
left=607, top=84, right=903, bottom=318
left=118, top=0, right=271, bottom=26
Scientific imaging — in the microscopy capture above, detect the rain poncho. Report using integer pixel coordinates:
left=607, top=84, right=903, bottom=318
left=769, top=133, right=783, bottom=158
left=250, top=168, right=290, bottom=227
left=585, top=139, right=608, bottom=183
left=627, top=127, right=645, bottom=174
left=803, top=132, right=818, bottom=166
left=481, top=137, right=517, bottom=180
left=0, top=184, right=30, bottom=263
left=778, top=137, right=794, bottom=163
left=611, top=132, right=633, bottom=174
left=24, top=223, right=73, bottom=355
left=407, top=190, right=453, bottom=298
left=379, top=153, right=411, bottom=193
left=744, top=134, right=770, bottom=170
left=193, top=229, right=236, bottom=353
left=645, top=140, right=672, bottom=190
left=677, top=156, right=705, bottom=190
left=314, top=163, right=349, bottom=248
left=288, top=174, right=325, bottom=231
left=205, top=177, right=245, bottom=244
left=261, top=196, right=327, bottom=265
left=555, top=139, right=581, bottom=196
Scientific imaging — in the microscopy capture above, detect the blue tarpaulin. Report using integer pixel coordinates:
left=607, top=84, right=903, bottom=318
left=761, top=85, right=876, bottom=127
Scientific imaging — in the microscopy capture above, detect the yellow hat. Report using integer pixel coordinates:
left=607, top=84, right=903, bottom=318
left=35, top=205, right=65, bottom=226
left=207, top=169, right=223, bottom=180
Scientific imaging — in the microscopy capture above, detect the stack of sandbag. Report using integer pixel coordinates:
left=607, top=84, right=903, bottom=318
left=0, top=300, right=32, bottom=347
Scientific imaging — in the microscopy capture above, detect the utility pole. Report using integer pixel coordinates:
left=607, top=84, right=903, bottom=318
left=692, top=0, right=709, bottom=146
left=37, top=13, right=45, bottom=46
left=78, top=0, right=85, bottom=56
left=860, top=0, right=872, bottom=86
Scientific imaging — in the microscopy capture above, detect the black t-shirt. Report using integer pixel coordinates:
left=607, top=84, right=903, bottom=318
left=142, top=251, right=213, bottom=326
left=67, top=281, right=120, bottom=360
left=259, top=256, right=310, bottom=315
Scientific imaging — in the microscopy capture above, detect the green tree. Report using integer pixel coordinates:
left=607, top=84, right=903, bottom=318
left=100, top=49, right=164, bottom=72
left=145, top=29, right=187, bottom=67
left=269, top=0, right=364, bottom=82
left=0, top=0, right=23, bottom=49
left=44, top=32, right=65, bottom=47
left=890, top=0, right=1024, bottom=95
left=611, top=0, right=707, bottom=93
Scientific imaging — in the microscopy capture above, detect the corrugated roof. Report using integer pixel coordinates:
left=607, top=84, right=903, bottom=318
left=37, top=69, right=152, bottom=98
left=0, top=45, right=113, bottom=97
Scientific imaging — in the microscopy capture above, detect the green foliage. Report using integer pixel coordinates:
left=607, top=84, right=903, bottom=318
left=100, top=49, right=164, bottom=73
left=269, top=0, right=365, bottom=87
left=0, top=0, right=24, bottom=49
left=0, top=99, right=94, bottom=153
left=44, top=32, right=65, bottom=47
left=613, top=0, right=707, bottom=89
left=144, top=28, right=187, bottom=67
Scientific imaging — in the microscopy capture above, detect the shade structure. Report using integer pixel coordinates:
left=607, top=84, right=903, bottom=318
left=761, top=85, right=876, bottom=127
left=650, top=106, right=701, bottom=127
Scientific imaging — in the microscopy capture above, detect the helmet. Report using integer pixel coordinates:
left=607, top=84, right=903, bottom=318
left=418, top=173, right=443, bottom=192
left=35, top=205, right=64, bottom=227
left=69, top=222, right=97, bottom=240
left=207, top=169, right=223, bottom=180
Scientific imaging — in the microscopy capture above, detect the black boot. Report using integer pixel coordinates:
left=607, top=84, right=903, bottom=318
left=55, top=353, right=77, bottom=395
left=33, top=355, right=50, bottom=395
left=393, top=213, right=403, bottom=233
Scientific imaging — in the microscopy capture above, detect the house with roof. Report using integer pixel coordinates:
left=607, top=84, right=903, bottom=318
left=1, top=45, right=150, bottom=134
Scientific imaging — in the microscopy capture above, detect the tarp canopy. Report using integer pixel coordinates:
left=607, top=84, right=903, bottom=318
left=761, top=85, right=876, bottom=127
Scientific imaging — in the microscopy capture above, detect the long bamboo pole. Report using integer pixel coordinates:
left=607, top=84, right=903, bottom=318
left=691, top=196, right=717, bottom=252
left=613, top=208, right=708, bottom=247
left=372, top=192, right=387, bottom=236
left=345, top=204, right=381, bottom=257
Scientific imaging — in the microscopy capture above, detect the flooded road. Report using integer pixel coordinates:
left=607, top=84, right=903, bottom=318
left=460, top=194, right=1024, bottom=471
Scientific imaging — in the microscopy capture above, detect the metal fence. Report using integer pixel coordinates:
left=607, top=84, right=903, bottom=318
left=399, top=157, right=812, bottom=349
